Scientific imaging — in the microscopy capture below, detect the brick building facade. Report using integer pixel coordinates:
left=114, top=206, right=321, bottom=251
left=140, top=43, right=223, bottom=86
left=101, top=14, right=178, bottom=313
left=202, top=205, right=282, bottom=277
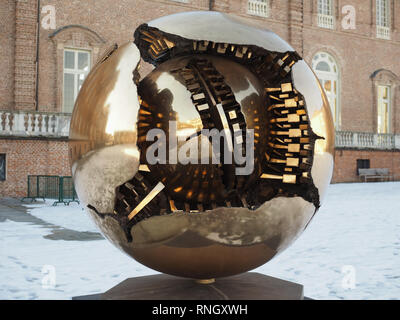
left=1, top=0, right=400, bottom=197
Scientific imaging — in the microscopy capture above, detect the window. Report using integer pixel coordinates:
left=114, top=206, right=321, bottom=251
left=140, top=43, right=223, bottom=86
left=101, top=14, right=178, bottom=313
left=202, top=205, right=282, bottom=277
left=63, top=49, right=91, bottom=113
left=376, top=0, right=390, bottom=39
left=377, top=85, right=391, bottom=133
left=312, top=52, right=340, bottom=128
left=248, top=0, right=270, bottom=18
left=0, top=154, right=5, bottom=181
left=357, top=159, right=370, bottom=172
left=317, top=0, right=334, bottom=29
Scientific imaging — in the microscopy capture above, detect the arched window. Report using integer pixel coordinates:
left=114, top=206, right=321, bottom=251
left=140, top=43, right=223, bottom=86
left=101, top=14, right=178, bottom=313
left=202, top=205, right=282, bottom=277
left=370, top=69, right=399, bottom=134
left=312, top=52, right=341, bottom=128
left=49, top=25, right=106, bottom=113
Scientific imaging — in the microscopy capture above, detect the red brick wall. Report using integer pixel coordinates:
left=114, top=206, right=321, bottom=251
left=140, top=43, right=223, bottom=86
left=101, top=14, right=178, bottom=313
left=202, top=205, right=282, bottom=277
left=0, top=139, right=71, bottom=197
left=0, top=0, right=16, bottom=111
left=333, top=148, right=400, bottom=183
left=14, top=0, right=38, bottom=111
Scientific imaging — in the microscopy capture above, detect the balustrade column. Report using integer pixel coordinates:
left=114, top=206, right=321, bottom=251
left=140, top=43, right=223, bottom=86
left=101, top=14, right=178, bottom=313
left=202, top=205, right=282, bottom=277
left=395, top=135, right=400, bottom=150
left=352, top=132, right=358, bottom=148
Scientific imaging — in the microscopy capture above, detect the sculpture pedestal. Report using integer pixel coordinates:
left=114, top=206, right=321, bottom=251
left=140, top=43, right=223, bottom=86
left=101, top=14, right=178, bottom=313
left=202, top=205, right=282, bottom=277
left=73, top=272, right=304, bottom=300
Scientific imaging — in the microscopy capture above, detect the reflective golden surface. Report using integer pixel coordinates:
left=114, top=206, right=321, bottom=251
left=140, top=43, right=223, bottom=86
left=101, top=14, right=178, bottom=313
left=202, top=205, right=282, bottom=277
left=69, top=12, right=334, bottom=279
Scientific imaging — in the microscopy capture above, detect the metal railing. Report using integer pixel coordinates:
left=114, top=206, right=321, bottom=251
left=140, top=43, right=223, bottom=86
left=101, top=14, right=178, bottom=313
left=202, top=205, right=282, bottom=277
left=22, top=175, right=79, bottom=206
left=0, top=110, right=71, bottom=138
left=335, top=131, right=400, bottom=150
left=317, top=14, right=335, bottom=29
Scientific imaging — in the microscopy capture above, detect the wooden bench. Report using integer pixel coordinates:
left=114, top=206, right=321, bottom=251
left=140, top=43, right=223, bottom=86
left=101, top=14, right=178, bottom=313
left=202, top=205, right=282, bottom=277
left=358, top=168, right=392, bottom=182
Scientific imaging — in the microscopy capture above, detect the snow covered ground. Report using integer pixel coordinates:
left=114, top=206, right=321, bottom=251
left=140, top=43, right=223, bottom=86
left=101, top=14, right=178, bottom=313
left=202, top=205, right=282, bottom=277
left=0, top=182, right=399, bottom=300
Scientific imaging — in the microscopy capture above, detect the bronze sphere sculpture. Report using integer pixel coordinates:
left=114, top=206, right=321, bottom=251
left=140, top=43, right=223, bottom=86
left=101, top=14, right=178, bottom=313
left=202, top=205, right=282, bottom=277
left=69, top=11, right=334, bottom=280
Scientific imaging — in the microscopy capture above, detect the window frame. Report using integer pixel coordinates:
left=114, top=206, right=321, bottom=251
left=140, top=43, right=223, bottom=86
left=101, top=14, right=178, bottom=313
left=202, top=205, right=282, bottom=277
left=376, top=0, right=391, bottom=39
left=312, top=52, right=341, bottom=129
left=377, top=85, right=391, bottom=134
left=318, top=0, right=333, bottom=16
left=357, top=159, right=371, bottom=172
left=317, top=0, right=335, bottom=29
left=0, top=154, right=6, bottom=181
left=376, top=0, right=390, bottom=27
left=63, top=48, right=91, bottom=113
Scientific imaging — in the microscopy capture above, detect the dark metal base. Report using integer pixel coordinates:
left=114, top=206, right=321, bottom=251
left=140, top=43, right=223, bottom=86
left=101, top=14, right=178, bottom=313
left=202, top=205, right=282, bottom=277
left=72, top=272, right=304, bottom=300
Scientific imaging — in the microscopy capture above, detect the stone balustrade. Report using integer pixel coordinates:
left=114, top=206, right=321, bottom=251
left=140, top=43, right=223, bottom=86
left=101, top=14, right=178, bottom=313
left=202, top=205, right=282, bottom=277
left=0, top=110, right=71, bottom=138
left=248, top=0, right=270, bottom=18
left=335, top=131, right=400, bottom=150
left=2, top=111, right=400, bottom=151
